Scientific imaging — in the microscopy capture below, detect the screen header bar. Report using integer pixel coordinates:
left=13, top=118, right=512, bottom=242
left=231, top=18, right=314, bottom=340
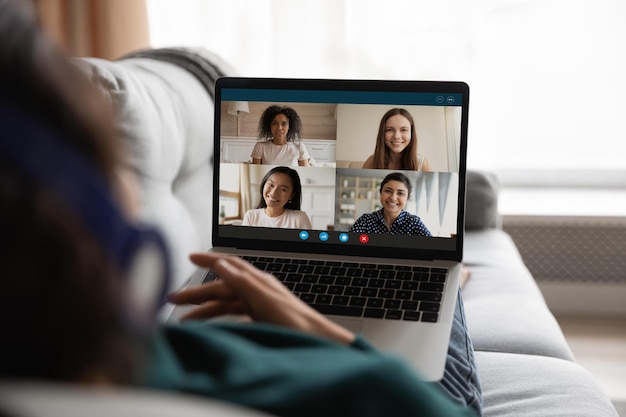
left=222, top=88, right=463, bottom=106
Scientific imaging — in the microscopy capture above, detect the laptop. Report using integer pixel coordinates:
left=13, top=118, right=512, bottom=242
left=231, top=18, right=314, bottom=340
left=171, top=77, right=470, bottom=381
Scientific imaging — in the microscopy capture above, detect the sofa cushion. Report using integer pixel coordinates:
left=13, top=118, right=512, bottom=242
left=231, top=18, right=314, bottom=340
left=465, top=170, right=501, bottom=230
left=476, top=351, right=619, bottom=417
left=0, top=382, right=273, bottom=417
left=463, top=229, right=574, bottom=361
left=76, top=57, right=216, bottom=289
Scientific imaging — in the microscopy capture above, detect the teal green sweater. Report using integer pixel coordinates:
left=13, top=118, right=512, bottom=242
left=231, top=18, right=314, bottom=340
left=144, top=321, right=477, bottom=417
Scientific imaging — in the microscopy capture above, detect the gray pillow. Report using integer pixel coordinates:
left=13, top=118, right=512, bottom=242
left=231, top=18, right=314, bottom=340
left=465, top=170, right=501, bottom=230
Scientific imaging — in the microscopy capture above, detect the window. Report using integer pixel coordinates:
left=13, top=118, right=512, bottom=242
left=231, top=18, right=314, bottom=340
left=148, top=0, right=626, bottom=214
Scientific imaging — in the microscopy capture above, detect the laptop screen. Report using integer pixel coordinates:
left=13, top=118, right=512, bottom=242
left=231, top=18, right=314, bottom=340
left=213, top=78, right=469, bottom=262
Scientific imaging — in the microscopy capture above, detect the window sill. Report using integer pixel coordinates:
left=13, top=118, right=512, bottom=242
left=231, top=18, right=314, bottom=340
left=499, top=187, right=626, bottom=217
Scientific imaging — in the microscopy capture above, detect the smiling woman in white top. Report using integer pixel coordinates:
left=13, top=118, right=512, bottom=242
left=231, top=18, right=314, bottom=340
left=251, top=105, right=311, bottom=166
left=242, top=166, right=312, bottom=229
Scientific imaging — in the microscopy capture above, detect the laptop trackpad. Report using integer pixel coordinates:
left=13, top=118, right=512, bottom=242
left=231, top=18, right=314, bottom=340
left=331, top=317, right=364, bottom=333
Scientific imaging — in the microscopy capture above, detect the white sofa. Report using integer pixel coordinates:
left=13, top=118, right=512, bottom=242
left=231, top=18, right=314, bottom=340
left=4, top=48, right=617, bottom=417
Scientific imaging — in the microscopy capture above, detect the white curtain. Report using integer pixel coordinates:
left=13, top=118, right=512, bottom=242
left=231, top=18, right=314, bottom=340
left=148, top=0, right=626, bottom=179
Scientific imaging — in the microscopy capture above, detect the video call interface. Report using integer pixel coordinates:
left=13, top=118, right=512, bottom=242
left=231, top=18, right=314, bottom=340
left=216, top=86, right=466, bottom=255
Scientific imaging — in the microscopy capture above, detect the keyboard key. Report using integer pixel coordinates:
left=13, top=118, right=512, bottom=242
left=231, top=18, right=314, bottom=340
left=362, top=269, right=380, bottom=278
left=319, top=276, right=335, bottom=285
left=412, top=292, right=442, bottom=302
left=352, top=278, right=368, bottom=287
left=420, top=282, right=444, bottom=293
left=385, top=310, right=403, bottom=320
left=396, top=290, right=412, bottom=300
left=328, top=285, right=344, bottom=295
left=396, top=271, right=413, bottom=280
left=401, top=301, right=418, bottom=311
left=300, top=293, right=316, bottom=303
left=314, top=266, right=331, bottom=275
left=379, top=270, right=396, bottom=279
left=294, top=283, right=311, bottom=293
left=378, top=289, right=395, bottom=299
left=315, top=294, right=332, bottom=304
left=310, top=304, right=363, bottom=317
left=384, top=299, right=401, bottom=309
left=413, top=272, right=430, bottom=281
left=344, top=287, right=361, bottom=296
left=430, top=273, right=447, bottom=283
left=349, top=297, right=366, bottom=307
left=402, top=281, right=419, bottom=291
left=384, top=280, right=401, bottom=289
left=298, top=265, right=315, bottom=274
left=403, top=311, right=421, bottom=321
left=335, top=276, right=352, bottom=286
left=346, top=268, right=363, bottom=277
left=330, top=267, right=347, bottom=276
left=311, top=284, right=327, bottom=294
left=286, top=274, right=302, bottom=282
left=422, top=312, right=439, bottom=322
left=366, top=298, right=384, bottom=308
left=367, top=279, right=385, bottom=288
left=420, top=302, right=441, bottom=312
left=364, top=308, right=385, bottom=318
left=302, top=275, right=318, bottom=284
left=361, top=288, right=378, bottom=298
left=332, top=296, right=349, bottom=305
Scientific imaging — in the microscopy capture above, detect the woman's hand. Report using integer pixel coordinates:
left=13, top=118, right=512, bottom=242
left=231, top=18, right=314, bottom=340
left=167, top=253, right=356, bottom=345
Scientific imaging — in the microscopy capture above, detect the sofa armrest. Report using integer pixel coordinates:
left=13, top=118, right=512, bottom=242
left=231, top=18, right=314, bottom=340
left=465, top=170, right=501, bottom=230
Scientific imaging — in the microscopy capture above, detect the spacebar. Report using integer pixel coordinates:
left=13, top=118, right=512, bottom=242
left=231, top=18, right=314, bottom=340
left=309, top=304, right=364, bottom=317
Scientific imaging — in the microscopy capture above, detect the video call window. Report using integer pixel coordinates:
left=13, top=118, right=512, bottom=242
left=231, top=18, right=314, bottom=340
left=217, top=96, right=463, bottom=239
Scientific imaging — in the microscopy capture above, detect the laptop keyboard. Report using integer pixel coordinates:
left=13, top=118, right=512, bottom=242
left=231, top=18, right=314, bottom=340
left=238, top=256, right=447, bottom=323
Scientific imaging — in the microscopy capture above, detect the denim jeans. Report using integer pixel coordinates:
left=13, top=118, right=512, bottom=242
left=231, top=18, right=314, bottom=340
left=435, top=289, right=484, bottom=416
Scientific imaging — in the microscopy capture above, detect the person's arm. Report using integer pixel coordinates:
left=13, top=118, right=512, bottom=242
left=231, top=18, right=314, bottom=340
left=297, top=142, right=311, bottom=166
left=420, top=157, right=431, bottom=171
left=300, top=211, right=312, bottom=229
left=167, top=253, right=356, bottom=345
left=251, top=142, right=263, bottom=164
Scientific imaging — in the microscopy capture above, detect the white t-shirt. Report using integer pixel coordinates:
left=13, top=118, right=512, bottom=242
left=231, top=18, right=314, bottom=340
left=251, top=141, right=311, bottom=166
left=242, top=208, right=312, bottom=229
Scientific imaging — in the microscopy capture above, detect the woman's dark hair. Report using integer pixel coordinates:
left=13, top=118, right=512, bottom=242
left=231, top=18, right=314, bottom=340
left=256, top=166, right=303, bottom=210
left=371, top=108, right=419, bottom=170
left=0, top=0, right=135, bottom=383
left=380, top=172, right=413, bottom=198
left=258, top=105, right=303, bottom=141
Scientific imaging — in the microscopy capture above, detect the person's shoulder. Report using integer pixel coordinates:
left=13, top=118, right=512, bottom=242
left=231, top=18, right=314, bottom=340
left=362, top=155, right=375, bottom=169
